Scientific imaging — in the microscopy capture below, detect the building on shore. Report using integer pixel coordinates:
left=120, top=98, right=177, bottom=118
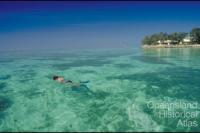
left=157, top=34, right=193, bottom=45
left=157, top=40, right=179, bottom=45
left=182, top=35, right=192, bottom=44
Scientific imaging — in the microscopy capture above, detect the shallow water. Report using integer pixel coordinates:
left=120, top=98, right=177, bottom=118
left=0, top=48, right=200, bottom=131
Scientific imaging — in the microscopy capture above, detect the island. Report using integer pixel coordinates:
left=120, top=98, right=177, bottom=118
left=142, top=28, right=200, bottom=48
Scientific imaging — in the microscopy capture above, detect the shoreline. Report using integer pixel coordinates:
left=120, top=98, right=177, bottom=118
left=142, top=44, right=200, bottom=48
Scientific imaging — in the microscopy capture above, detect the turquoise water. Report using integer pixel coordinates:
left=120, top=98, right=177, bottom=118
left=0, top=48, right=200, bottom=132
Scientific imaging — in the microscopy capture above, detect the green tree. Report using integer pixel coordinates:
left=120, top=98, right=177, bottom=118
left=169, top=32, right=187, bottom=43
left=142, top=32, right=169, bottom=45
left=190, top=28, right=200, bottom=44
left=142, top=36, right=153, bottom=45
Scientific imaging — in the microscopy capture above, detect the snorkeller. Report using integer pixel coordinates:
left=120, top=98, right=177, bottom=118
left=53, top=75, right=93, bottom=93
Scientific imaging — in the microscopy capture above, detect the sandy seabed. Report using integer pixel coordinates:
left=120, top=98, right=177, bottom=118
left=0, top=48, right=200, bottom=132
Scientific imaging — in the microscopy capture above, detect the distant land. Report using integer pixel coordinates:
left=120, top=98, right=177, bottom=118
left=142, top=28, right=200, bottom=48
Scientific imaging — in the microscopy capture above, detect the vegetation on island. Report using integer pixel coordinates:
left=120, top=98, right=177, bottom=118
left=190, top=28, right=200, bottom=44
left=142, top=28, right=200, bottom=45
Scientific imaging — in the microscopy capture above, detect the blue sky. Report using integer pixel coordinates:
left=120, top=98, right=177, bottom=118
left=0, top=1, right=200, bottom=51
